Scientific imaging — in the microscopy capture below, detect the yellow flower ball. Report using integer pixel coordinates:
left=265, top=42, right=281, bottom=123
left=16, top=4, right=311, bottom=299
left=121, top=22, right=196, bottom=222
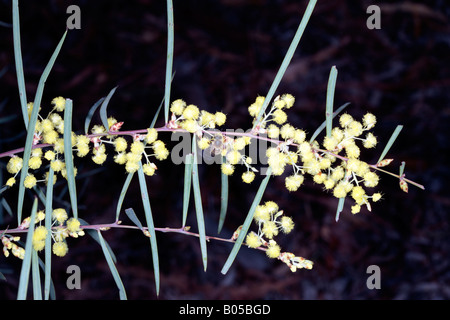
left=7, top=157, right=23, bottom=174
left=363, top=171, right=379, bottom=187
left=114, top=137, right=128, bottom=152
left=226, top=150, right=241, bottom=165
left=267, top=124, right=280, bottom=139
left=114, top=152, right=127, bottom=165
left=52, top=208, right=68, bottom=224
left=182, top=104, right=200, bottom=120
left=52, top=241, right=68, bottom=257
left=266, top=241, right=281, bottom=258
left=214, top=112, right=226, bottom=126
left=66, top=218, right=81, bottom=233
left=24, top=174, right=37, bottom=189
left=221, top=163, right=234, bottom=176
left=285, top=174, right=304, bottom=192
left=198, top=137, right=211, bottom=150
left=130, top=141, right=145, bottom=155
left=372, top=193, right=382, bottom=202
left=170, top=99, right=186, bottom=115
left=6, top=177, right=16, bottom=187
left=363, top=112, right=377, bottom=129
left=280, top=216, right=294, bottom=234
left=262, top=221, right=278, bottom=239
left=242, top=171, right=255, bottom=184
left=143, top=163, right=157, bottom=176
left=52, top=96, right=66, bottom=112
left=272, top=109, right=287, bottom=125
left=281, top=93, right=295, bottom=109
left=253, top=205, right=270, bottom=223
left=246, top=232, right=262, bottom=249
left=145, top=128, right=158, bottom=144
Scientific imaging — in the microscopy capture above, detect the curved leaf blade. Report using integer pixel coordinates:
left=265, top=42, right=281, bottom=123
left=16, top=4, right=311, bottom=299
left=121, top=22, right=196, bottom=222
left=182, top=153, right=193, bottom=228
left=221, top=168, right=272, bottom=275
left=326, top=66, right=338, bottom=138
left=63, top=99, right=78, bottom=219
left=97, top=230, right=127, bottom=300
left=99, top=86, right=118, bottom=131
left=17, top=197, right=38, bottom=300
left=191, top=138, right=207, bottom=271
left=17, top=30, right=67, bottom=224
left=137, top=163, right=160, bottom=296
left=253, top=0, right=317, bottom=127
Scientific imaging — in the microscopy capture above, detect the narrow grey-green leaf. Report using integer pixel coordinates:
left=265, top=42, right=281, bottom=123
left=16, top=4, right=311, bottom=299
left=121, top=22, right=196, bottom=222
left=99, top=86, right=118, bottom=131
left=116, top=172, right=134, bottom=221
left=191, top=138, right=207, bottom=271
left=31, top=249, right=42, bottom=300
left=217, top=157, right=228, bottom=234
left=17, top=30, right=67, bottom=224
left=17, top=197, right=38, bottom=300
left=38, top=256, right=56, bottom=300
left=253, top=0, right=317, bottom=127
left=125, top=208, right=144, bottom=231
left=97, top=230, right=127, bottom=300
left=12, top=0, right=28, bottom=128
left=335, top=197, right=345, bottom=222
left=44, top=168, right=54, bottom=300
left=63, top=99, right=78, bottom=219
left=221, top=167, right=272, bottom=275
left=84, top=97, right=105, bottom=134
left=149, top=96, right=165, bottom=129
left=164, top=0, right=174, bottom=124
left=399, top=161, right=406, bottom=177
left=137, top=163, right=160, bottom=296
left=377, top=125, right=403, bottom=164
left=309, top=102, right=350, bottom=143
left=326, top=66, right=338, bottom=138
left=182, top=153, right=193, bottom=228
left=79, top=219, right=117, bottom=264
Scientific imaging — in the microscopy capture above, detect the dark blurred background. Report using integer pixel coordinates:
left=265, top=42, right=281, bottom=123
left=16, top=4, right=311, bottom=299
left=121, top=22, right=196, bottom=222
left=0, top=0, right=449, bottom=299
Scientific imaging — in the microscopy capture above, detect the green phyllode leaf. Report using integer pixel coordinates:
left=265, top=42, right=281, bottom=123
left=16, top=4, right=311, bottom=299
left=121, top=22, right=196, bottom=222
left=191, top=138, right=208, bottom=271
left=16, top=30, right=67, bottom=224
left=326, top=66, right=338, bottom=138
left=63, top=99, right=78, bottom=219
left=137, top=163, right=160, bottom=296
left=164, top=0, right=174, bottom=124
left=253, top=0, right=317, bottom=127
left=97, top=230, right=127, bottom=300
left=221, top=168, right=272, bottom=275
left=217, top=159, right=229, bottom=234
left=12, top=0, right=28, bottom=128
left=182, top=153, right=193, bottom=228
left=99, top=86, right=118, bottom=131
left=378, top=125, right=403, bottom=164
left=17, top=197, right=38, bottom=300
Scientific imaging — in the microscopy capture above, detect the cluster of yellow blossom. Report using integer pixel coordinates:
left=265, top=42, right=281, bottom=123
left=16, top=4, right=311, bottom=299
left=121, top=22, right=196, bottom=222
left=1, top=208, right=83, bottom=259
left=5, top=97, right=78, bottom=188
left=243, top=201, right=313, bottom=271
left=2, top=234, right=25, bottom=259
left=94, top=121, right=169, bottom=175
left=246, top=94, right=384, bottom=214
left=3, top=96, right=173, bottom=192
left=27, top=208, right=84, bottom=257
left=168, top=99, right=227, bottom=133
left=168, top=99, right=258, bottom=183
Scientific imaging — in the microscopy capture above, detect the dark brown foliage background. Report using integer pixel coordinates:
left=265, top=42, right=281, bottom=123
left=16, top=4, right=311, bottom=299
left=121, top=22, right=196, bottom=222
left=0, top=0, right=449, bottom=299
